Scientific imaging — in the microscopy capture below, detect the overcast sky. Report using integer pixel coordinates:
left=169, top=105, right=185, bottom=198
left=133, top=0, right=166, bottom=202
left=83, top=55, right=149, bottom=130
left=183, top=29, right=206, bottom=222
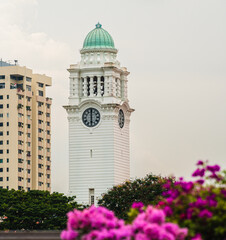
left=0, top=0, right=225, bottom=193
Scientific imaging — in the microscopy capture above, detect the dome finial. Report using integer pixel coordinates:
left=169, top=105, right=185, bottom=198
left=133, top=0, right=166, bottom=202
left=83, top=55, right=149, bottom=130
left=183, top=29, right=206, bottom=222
left=95, top=22, right=102, bottom=28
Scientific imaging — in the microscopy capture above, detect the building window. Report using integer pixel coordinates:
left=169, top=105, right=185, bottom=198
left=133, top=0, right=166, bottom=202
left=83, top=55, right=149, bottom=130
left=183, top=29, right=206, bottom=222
left=0, top=150, right=3, bottom=154
left=47, top=183, right=50, bottom=188
left=27, top=142, right=31, bottom=147
left=7, top=140, right=9, bottom=145
left=0, top=104, right=3, bottom=109
left=0, top=114, right=3, bottom=118
left=38, top=155, right=42, bottom=160
left=7, top=149, right=9, bottom=154
left=47, top=130, right=50, bottom=135
left=18, top=177, right=22, bottom=181
left=0, top=177, right=3, bottom=181
left=47, top=122, right=50, bottom=126
left=27, top=169, right=31, bottom=174
left=38, top=173, right=42, bottom=177
left=27, top=124, right=31, bottom=129
left=0, top=132, right=3, bottom=136
left=7, top=122, right=9, bottom=126
left=38, top=128, right=42, bottom=133
left=38, top=120, right=42, bottom=124
left=7, top=159, right=9, bottom=163
left=18, top=159, right=23, bottom=163
left=0, top=123, right=3, bottom=127
left=18, top=149, right=23, bottom=154
left=38, top=111, right=43, bottom=115
left=0, top=75, right=5, bottom=79
left=18, top=186, right=22, bottom=190
left=27, top=178, right=30, bottom=183
left=7, top=113, right=9, bottom=118
left=38, top=90, right=43, bottom=97
left=7, top=131, right=9, bottom=135
left=0, top=95, right=3, bottom=100
left=26, top=77, right=32, bottom=82
left=0, top=141, right=3, bottom=145
left=47, top=104, right=50, bottom=109
left=46, top=165, right=50, bottom=170
left=47, top=174, right=50, bottom=179
left=0, top=168, right=3, bottom=172
left=47, top=139, right=50, bottom=144
left=38, top=102, right=42, bottom=107
left=27, top=133, right=31, bottom=138
left=27, top=97, right=31, bottom=102
left=47, top=157, right=50, bottom=161
left=7, top=104, right=9, bottom=108
left=6, top=176, right=9, bottom=181
left=18, top=131, right=23, bottom=136
left=27, top=160, right=30, bottom=165
left=38, top=83, right=44, bottom=88
left=26, top=85, right=31, bottom=91
left=0, top=159, right=3, bottom=163
left=7, top=95, right=9, bottom=99
left=89, top=188, right=95, bottom=205
left=38, top=182, right=42, bottom=186
left=38, top=164, right=42, bottom=168
left=46, top=113, right=50, bottom=117
left=0, top=83, right=5, bottom=89
left=18, top=168, right=23, bottom=172
left=6, top=168, right=9, bottom=172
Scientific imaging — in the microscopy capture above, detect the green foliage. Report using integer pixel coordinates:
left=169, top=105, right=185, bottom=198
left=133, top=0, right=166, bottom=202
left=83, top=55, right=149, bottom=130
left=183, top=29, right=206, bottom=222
left=98, top=174, right=172, bottom=220
left=0, top=189, right=82, bottom=230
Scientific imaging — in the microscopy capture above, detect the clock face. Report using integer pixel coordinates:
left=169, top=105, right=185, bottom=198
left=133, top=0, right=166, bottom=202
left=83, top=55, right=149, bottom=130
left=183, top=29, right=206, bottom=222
left=118, top=109, right=124, bottom=128
left=82, top=108, right=100, bottom=127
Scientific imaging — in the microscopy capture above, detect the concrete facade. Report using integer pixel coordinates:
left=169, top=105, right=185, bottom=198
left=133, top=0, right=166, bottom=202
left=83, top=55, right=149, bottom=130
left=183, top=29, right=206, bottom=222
left=0, top=61, right=52, bottom=191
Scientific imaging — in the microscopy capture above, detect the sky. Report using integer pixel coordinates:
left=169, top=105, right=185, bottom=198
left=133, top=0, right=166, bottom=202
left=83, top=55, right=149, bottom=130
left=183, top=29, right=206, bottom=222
left=0, top=0, right=225, bottom=194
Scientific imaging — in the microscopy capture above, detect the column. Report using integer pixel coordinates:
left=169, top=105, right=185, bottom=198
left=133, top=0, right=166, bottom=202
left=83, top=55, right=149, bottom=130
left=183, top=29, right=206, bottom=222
left=117, top=78, right=121, bottom=97
left=90, top=77, right=94, bottom=97
left=97, top=76, right=101, bottom=97
left=83, top=77, right=87, bottom=97
left=74, top=77, right=79, bottom=97
left=104, top=76, right=108, bottom=97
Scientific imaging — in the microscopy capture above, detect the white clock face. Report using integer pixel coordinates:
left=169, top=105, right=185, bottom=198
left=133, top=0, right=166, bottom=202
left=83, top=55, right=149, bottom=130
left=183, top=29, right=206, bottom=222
left=118, top=109, right=124, bottom=128
left=82, top=108, right=100, bottom=127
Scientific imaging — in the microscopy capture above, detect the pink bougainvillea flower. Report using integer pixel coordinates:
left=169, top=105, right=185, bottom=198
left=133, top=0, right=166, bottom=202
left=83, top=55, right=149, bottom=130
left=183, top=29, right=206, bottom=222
left=196, top=160, right=204, bottom=166
left=163, top=206, right=173, bottom=217
left=206, top=164, right=220, bottom=173
left=191, top=234, right=203, bottom=240
left=196, top=179, right=205, bottom=185
left=192, top=168, right=205, bottom=177
left=198, top=209, right=213, bottom=218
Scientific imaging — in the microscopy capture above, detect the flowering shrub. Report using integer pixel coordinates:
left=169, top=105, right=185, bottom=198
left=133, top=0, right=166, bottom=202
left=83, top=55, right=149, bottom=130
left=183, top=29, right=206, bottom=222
left=61, top=205, right=188, bottom=240
left=98, top=174, right=173, bottom=220
left=157, top=161, right=226, bottom=240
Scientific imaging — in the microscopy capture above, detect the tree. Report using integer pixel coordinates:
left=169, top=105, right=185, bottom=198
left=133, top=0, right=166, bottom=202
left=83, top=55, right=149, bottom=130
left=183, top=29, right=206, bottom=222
left=98, top=174, right=172, bottom=220
left=0, top=189, right=82, bottom=230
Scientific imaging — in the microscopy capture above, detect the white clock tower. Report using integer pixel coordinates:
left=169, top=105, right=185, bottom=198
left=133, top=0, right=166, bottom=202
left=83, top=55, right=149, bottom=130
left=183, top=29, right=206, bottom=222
left=64, top=23, right=134, bottom=205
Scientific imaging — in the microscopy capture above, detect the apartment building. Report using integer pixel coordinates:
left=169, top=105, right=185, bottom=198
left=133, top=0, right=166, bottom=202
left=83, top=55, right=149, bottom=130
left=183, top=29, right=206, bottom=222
left=0, top=60, right=52, bottom=191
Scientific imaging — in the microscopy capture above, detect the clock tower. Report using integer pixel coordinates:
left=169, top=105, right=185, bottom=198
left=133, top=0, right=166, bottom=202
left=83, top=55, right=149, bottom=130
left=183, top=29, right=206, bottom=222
left=64, top=23, right=134, bottom=205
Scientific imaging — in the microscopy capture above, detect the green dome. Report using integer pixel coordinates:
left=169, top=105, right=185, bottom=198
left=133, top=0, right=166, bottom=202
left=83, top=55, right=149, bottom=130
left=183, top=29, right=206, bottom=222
left=82, top=23, right=116, bottom=51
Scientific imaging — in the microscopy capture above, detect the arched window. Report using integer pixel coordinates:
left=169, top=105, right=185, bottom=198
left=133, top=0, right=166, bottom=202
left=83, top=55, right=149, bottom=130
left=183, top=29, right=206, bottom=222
left=101, top=76, right=104, bottom=96
left=93, top=76, right=97, bottom=96
left=87, top=77, right=90, bottom=96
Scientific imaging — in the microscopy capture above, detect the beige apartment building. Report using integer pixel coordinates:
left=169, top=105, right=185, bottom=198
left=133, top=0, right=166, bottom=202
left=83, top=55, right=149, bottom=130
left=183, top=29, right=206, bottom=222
left=0, top=60, right=52, bottom=191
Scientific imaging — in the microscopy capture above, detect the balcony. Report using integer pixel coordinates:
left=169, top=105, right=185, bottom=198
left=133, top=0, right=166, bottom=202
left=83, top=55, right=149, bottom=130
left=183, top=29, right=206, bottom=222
left=27, top=146, right=31, bottom=152
left=38, top=123, right=43, bottom=129
left=38, top=114, right=43, bottom=120
left=46, top=152, right=51, bottom=157
left=18, top=108, right=23, bottom=114
left=27, top=128, right=31, bottom=134
left=18, top=162, right=23, bottom=168
left=18, top=135, right=23, bottom=141
left=26, top=91, right=32, bottom=97
left=46, top=143, right=51, bottom=148
left=18, top=98, right=23, bottom=105
left=27, top=119, right=32, bottom=125
left=18, top=144, right=23, bottom=150
left=18, top=153, right=23, bottom=159
left=46, top=107, right=51, bottom=113
left=27, top=137, right=31, bottom=143
left=17, top=88, right=25, bottom=96
left=38, top=132, right=43, bottom=138
left=18, top=171, right=23, bottom=177
left=47, top=178, right=51, bottom=183
left=36, top=96, right=45, bottom=103
left=27, top=164, right=31, bottom=170
left=38, top=149, right=43, bottom=155
left=46, top=116, right=50, bottom=122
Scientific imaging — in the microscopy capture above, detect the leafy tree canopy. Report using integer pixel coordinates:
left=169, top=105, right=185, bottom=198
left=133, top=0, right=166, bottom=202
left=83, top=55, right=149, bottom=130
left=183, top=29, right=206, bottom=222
left=0, top=189, right=81, bottom=230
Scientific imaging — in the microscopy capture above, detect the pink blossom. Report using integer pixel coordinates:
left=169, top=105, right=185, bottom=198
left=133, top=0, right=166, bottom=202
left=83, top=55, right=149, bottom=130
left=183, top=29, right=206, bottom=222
left=191, top=234, right=203, bottom=240
left=198, top=209, right=213, bottom=218
left=197, top=160, right=204, bottom=166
